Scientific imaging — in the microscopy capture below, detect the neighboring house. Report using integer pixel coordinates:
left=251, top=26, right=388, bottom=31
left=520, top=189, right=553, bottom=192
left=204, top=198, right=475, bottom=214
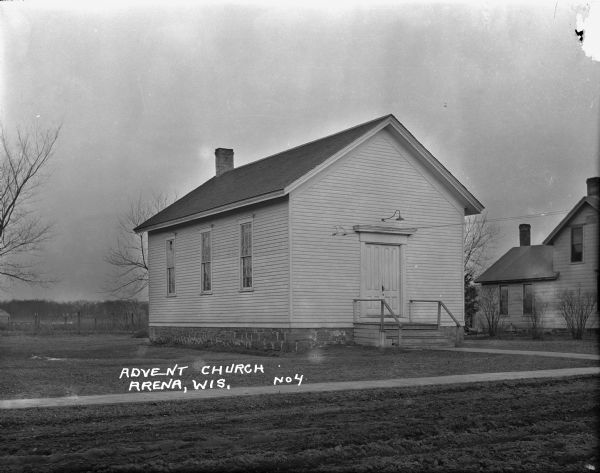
left=135, top=114, right=483, bottom=349
left=476, top=177, right=599, bottom=330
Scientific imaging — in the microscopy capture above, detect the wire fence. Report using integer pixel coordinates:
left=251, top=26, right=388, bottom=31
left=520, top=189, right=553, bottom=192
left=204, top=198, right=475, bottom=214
left=2, top=311, right=148, bottom=335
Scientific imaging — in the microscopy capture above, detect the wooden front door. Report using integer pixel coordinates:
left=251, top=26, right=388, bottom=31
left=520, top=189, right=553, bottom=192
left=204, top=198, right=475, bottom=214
left=361, top=243, right=401, bottom=316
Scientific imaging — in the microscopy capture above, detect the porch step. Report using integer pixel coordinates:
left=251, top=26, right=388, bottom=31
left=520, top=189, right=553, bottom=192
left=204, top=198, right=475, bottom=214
left=353, top=322, right=455, bottom=348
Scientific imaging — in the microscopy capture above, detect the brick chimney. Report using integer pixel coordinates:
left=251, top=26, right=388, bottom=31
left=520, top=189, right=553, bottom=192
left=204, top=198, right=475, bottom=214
left=519, top=224, right=531, bottom=247
left=587, top=177, right=599, bottom=197
left=215, top=148, right=234, bottom=176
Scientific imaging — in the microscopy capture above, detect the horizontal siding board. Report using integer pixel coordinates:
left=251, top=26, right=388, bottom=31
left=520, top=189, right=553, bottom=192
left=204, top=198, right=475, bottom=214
left=291, top=130, right=465, bottom=327
left=148, top=199, right=290, bottom=326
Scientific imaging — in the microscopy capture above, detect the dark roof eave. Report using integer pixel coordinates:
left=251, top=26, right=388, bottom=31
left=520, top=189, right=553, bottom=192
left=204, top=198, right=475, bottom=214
left=477, top=273, right=560, bottom=285
left=134, top=189, right=287, bottom=233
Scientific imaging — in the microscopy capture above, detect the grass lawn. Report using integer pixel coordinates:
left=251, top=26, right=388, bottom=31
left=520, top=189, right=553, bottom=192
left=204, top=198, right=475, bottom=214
left=462, top=333, right=599, bottom=354
left=0, top=333, right=598, bottom=400
left=1, top=376, right=598, bottom=472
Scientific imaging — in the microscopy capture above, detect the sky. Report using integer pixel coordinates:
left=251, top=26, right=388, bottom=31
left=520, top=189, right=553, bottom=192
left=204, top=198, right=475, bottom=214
left=0, top=0, right=599, bottom=301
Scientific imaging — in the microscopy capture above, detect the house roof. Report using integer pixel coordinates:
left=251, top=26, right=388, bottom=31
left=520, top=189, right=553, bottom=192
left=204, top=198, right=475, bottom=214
left=135, top=114, right=484, bottom=232
left=475, top=245, right=559, bottom=284
left=543, top=196, right=599, bottom=245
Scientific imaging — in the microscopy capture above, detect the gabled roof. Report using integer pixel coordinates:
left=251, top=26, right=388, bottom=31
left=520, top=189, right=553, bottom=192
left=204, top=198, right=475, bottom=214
left=543, top=196, right=599, bottom=245
left=136, top=114, right=484, bottom=233
left=475, top=245, right=559, bottom=284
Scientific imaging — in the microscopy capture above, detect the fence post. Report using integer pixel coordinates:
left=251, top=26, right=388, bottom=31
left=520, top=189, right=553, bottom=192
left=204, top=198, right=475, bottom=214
left=437, top=302, right=442, bottom=328
left=34, top=312, right=39, bottom=334
left=77, top=311, right=81, bottom=334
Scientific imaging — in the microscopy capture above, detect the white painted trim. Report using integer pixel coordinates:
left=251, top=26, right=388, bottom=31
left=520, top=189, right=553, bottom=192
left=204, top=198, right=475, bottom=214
left=288, top=194, right=294, bottom=326
left=165, top=236, right=176, bottom=297
left=239, top=219, right=254, bottom=291
left=284, top=116, right=483, bottom=215
left=384, top=120, right=484, bottom=215
left=283, top=118, right=393, bottom=194
left=380, top=130, right=465, bottom=217
left=354, top=225, right=416, bottom=240
left=199, top=228, right=212, bottom=295
left=137, top=190, right=285, bottom=233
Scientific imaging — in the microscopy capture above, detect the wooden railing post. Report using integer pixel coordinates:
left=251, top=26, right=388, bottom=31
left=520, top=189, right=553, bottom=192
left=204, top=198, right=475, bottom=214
left=437, top=302, right=442, bottom=328
left=380, top=300, right=384, bottom=333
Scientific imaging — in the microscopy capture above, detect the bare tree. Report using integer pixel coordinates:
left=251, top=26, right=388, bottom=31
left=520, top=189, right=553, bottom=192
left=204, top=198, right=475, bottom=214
left=557, top=288, right=597, bottom=340
left=478, top=285, right=503, bottom=337
left=104, top=193, right=173, bottom=298
left=464, top=212, right=500, bottom=279
left=0, top=123, right=60, bottom=284
left=464, top=213, right=500, bottom=328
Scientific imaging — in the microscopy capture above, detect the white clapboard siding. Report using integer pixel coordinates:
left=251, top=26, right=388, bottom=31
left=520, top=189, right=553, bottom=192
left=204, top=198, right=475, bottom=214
left=290, top=129, right=465, bottom=327
left=148, top=199, right=290, bottom=327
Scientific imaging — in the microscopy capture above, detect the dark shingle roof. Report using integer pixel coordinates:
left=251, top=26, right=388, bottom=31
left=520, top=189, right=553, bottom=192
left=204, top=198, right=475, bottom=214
left=475, top=245, right=558, bottom=284
left=135, top=114, right=392, bottom=232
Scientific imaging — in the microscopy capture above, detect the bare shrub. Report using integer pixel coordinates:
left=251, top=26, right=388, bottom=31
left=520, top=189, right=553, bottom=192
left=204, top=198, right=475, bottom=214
left=557, top=289, right=597, bottom=340
left=478, top=285, right=503, bottom=337
left=528, top=296, right=548, bottom=340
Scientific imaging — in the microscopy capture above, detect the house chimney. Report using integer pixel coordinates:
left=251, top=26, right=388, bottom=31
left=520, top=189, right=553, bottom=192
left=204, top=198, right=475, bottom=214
left=586, top=177, right=599, bottom=197
left=215, top=148, right=234, bottom=176
left=519, top=224, right=531, bottom=247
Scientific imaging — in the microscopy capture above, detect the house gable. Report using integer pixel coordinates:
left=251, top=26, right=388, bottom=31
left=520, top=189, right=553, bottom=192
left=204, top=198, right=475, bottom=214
left=543, top=196, right=599, bottom=245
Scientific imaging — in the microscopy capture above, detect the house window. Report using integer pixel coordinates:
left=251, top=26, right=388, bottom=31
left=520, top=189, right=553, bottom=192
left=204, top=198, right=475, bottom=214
left=499, top=285, right=508, bottom=316
left=523, top=284, right=533, bottom=316
left=571, top=226, right=583, bottom=263
left=166, top=238, right=175, bottom=295
left=201, top=231, right=211, bottom=293
left=240, top=222, right=252, bottom=289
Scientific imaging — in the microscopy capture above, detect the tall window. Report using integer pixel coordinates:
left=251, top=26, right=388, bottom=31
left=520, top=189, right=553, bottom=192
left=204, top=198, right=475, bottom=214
left=201, top=231, right=211, bottom=293
left=240, top=222, right=252, bottom=289
left=499, top=285, right=508, bottom=316
left=523, top=284, right=533, bottom=316
left=166, top=238, right=175, bottom=295
left=571, top=226, right=583, bottom=262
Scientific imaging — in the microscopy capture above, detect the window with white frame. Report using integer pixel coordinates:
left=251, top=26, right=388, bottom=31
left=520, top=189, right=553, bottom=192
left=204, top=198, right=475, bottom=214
left=499, top=285, right=508, bottom=316
left=240, top=222, right=252, bottom=289
left=571, top=226, right=583, bottom=263
left=201, top=230, right=211, bottom=293
left=523, top=283, right=533, bottom=316
left=166, top=238, right=176, bottom=295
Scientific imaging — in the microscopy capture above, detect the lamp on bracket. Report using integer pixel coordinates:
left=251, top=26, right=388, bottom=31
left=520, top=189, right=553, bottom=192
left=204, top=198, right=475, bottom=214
left=331, top=225, right=348, bottom=236
left=381, top=210, right=404, bottom=222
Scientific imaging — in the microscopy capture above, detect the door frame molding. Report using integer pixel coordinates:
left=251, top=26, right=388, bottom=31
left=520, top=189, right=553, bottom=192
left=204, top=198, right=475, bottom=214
left=354, top=225, right=416, bottom=318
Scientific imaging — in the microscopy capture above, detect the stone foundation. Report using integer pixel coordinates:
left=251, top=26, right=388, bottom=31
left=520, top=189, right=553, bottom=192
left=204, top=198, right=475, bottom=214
left=149, top=326, right=354, bottom=352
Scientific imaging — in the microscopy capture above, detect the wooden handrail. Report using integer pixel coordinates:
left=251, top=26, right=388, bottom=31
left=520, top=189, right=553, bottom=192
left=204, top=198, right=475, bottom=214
left=353, top=298, right=404, bottom=346
left=409, top=299, right=461, bottom=328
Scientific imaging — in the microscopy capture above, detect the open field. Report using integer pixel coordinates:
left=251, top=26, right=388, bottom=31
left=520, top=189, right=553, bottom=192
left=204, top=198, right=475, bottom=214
left=1, top=376, right=598, bottom=472
left=1, top=334, right=598, bottom=400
